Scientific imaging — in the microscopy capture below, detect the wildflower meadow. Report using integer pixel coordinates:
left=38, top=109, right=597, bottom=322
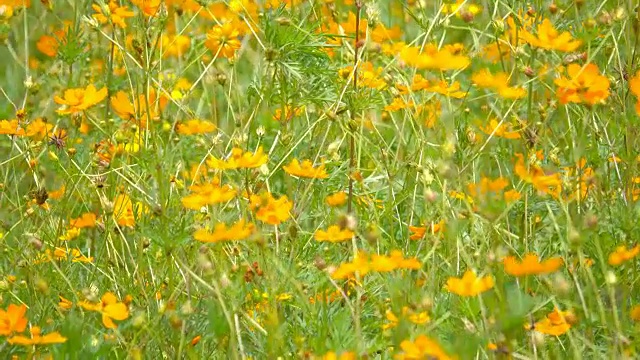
left=1, top=0, right=640, bottom=358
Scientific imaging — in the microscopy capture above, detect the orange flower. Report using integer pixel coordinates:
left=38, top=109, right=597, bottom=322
left=394, top=335, right=452, bottom=360
left=193, top=219, right=255, bottom=243
left=161, top=34, right=191, bottom=58
left=325, top=192, right=347, bottom=207
left=7, top=326, right=67, bottom=346
left=0, top=119, right=25, bottom=136
left=131, top=0, right=161, bottom=16
left=554, top=63, right=610, bottom=105
left=205, top=22, right=242, bottom=59
left=608, top=245, right=640, bottom=266
left=408, top=220, right=445, bottom=240
left=273, top=105, right=304, bottom=122
left=92, top=1, right=135, bottom=28
left=54, top=84, right=108, bottom=115
left=339, top=62, right=387, bottom=90
left=113, top=193, right=136, bottom=227
left=283, top=159, right=328, bottom=179
left=176, top=119, right=216, bottom=135
left=58, top=296, right=73, bottom=310
left=207, top=147, right=268, bottom=170
left=69, top=213, right=98, bottom=228
left=445, top=270, right=494, bottom=296
left=331, top=251, right=420, bottom=280
left=631, top=305, right=640, bottom=322
left=628, top=71, right=640, bottom=115
left=472, top=69, right=526, bottom=99
left=514, top=153, right=562, bottom=198
left=249, top=193, right=293, bottom=225
left=79, top=292, right=130, bottom=329
left=0, top=304, right=28, bottom=336
left=521, top=19, right=582, bottom=52
left=110, top=89, right=166, bottom=125
left=503, top=254, right=563, bottom=276
left=25, top=118, right=53, bottom=139
left=314, top=225, right=354, bottom=242
left=528, top=308, right=575, bottom=336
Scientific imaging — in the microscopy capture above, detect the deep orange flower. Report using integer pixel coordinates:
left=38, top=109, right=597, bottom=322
left=325, top=192, right=347, bottom=207
left=445, top=270, right=494, bottom=296
left=54, top=84, right=108, bottom=115
left=131, top=0, right=161, bottom=16
left=628, top=71, right=640, bottom=115
left=69, top=213, right=98, bottom=228
left=0, top=304, right=28, bottom=336
left=608, top=245, right=640, bottom=266
left=514, top=153, right=562, bottom=198
left=503, top=254, right=563, bottom=276
left=554, top=64, right=610, bottom=105
left=527, top=308, right=575, bottom=336
left=408, top=220, right=445, bottom=240
left=79, top=292, right=129, bottom=329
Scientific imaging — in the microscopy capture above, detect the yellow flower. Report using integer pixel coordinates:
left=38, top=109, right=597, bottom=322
left=314, top=225, right=354, bottom=242
left=92, top=1, right=135, bottom=28
left=79, top=292, right=130, bottom=329
left=608, top=245, right=640, bottom=266
left=331, top=251, right=421, bottom=280
left=283, top=159, right=328, bottom=179
left=521, top=19, right=582, bottom=52
left=0, top=119, right=25, bottom=136
left=205, top=22, right=242, bottom=59
left=249, top=193, right=293, bottom=225
left=400, top=44, right=470, bottom=71
left=394, top=335, right=452, bottom=360
left=528, top=308, right=575, bottom=336
left=193, top=219, right=255, bottom=243
left=176, top=119, right=216, bottom=135
left=58, top=226, right=81, bottom=241
left=181, top=181, right=237, bottom=210
left=472, top=69, right=526, bottom=100
left=7, top=326, right=67, bottom=346
left=445, top=270, right=494, bottom=296
left=113, top=193, right=138, bottom=227
left=54, top=84, right=108, bottom=115
left=207, top=147, right=268, bottom=170
left=131, top=0, right=161, bottom=16
left=503, top=254, right=563, bottom=276
left=161, top=34, right=191, bottom=58
left=25, top=118, right=53, bottom=139
left=69, top=212, right=98, bottom=228
left=58, top=296, right=73, bottom=310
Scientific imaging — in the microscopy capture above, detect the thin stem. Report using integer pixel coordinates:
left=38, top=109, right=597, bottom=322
left=347, top=1, right=363, bottom=215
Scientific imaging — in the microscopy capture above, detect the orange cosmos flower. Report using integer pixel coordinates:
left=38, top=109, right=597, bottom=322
left=92, top=1, right=135, bottom=28
left=325, top=191, right=347, bottom=207
left=193, top=219, right=255, bottom=243
left=79, top=292, right=129, bottom=329
left=478, top=119, right=521, bottom=139
left=628, top=71, right=640, bottom=115
left=54, top=84, right=108, bottom=115
left=249, top=193, right=293, bottom=225
left=527, top=308, right=575, bottom=336
left=314, top=225, right=354, bottom=242
left=7, top=326, right=67, bottom=346
left=554, top=63, right=610, bottom=105
left=69, top=212, right=98, bottom=228
left=283, top=159, right=328, bottom=179
left=0, top=119, right=25, bottom=136
left=206, top=147, right=268, bottom=170
left=514, top=153, right=562, bottom=198
left=382, top=306, right=430, bottom=330
left=408, top=220, right=445, bottom=240
left=521, top=18, right=582, bottom=52
left=608, top=245, right=640, bottom=266
left=131, top=0, right=161, bottom=16
left=321, top=351, right=357, bottom=360
left=205, top=22, right=242, bottom=59
left=445, top=270, right=494, bottom=296
left=110, top=89, right=166, bottom=125
left=503, top=254, right=563, bottom=276
left=176, top=119, right=216, bottom=135
left=25, top=118, right=53, bottom=139
left=58, top=296, right=73, bottom=310
left=631, top=305, right=640, bottom=322
left=339, top=62, right=387, bottom=90
left=0, top=304, right=28, bottom=336
left=472, top=69, right=526, bottom=99
left=331, top=251, right=420, bottom=280
left=394, top=335, right=452, bottom=360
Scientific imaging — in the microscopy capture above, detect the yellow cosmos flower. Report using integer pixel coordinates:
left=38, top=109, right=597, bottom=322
left=521, top=19, right=582, bottom=52
left=176, top=119, right=216, bottom=135
left=193, top=219, right=255, bottom=243
left=314, top=225, right=354, bottom=242
left=54, top=84, right=108, bottom=115
left=445, top=270, right=494, bottom=296
left=283, top=159, right=328, bottom=179
left=79, top=292, right=130, bottom=329
left=7, top=326, right=67, bottom=346
left=207, top=147, right=268, bottom=170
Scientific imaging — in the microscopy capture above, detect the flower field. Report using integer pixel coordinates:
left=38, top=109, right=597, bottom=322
left=1, top=0, right=640, bottom=358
